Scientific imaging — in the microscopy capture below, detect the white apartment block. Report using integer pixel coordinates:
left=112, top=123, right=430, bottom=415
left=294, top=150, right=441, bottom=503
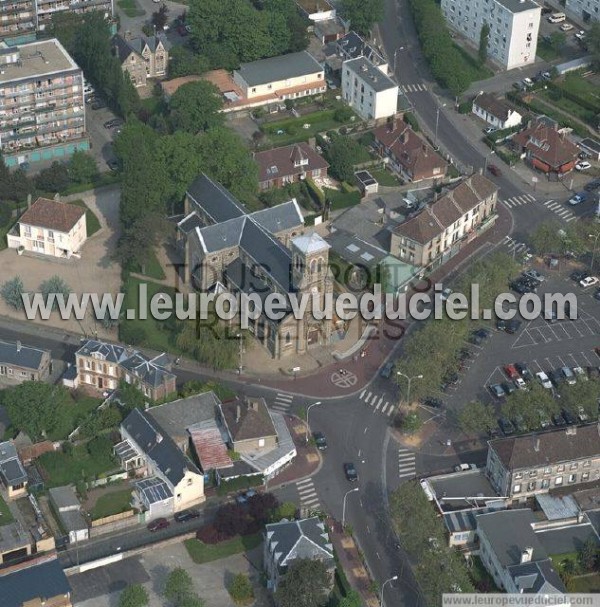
left=440, top=0, right=541, bottom=70
left=341, top=56, right=398, bottom=121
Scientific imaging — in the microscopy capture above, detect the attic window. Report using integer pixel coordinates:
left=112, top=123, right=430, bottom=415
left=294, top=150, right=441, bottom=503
left=267, top=165, right=278, bottom=175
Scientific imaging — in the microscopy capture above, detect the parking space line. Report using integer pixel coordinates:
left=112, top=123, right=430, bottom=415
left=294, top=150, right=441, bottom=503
left=531, top=359, right=543, bottom=372
left=568, top=353, right=581, bottom=367
left=580, top=351, right=593, bottom=366
left=556, top=355, right=567, bottom=367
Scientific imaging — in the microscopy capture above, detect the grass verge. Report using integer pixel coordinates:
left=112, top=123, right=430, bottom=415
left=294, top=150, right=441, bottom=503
left=184, top=533, right=262, bottom=564
left=0, top=495, right=14, bottom=526
left=132, top=248, right=166, bottom=280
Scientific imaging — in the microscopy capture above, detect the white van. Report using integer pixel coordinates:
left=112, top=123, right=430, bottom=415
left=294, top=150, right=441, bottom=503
left=548, top=12, right=566, bottom=23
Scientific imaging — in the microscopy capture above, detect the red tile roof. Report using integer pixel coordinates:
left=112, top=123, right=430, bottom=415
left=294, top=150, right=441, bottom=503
left=19, top=198, right=85, bottom=233
left=254, top=142, right=329, bottom=184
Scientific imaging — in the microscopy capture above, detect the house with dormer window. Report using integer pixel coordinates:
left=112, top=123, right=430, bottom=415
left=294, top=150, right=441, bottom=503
left=113, top=34, right=171, bottom=88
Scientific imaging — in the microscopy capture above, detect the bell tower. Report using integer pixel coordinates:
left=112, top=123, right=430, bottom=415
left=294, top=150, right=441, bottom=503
left=291, top=233, right=330, bottom=294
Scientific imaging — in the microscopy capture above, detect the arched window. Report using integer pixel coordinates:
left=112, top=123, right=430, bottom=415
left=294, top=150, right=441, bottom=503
left=310, top=259, right=317, bottom=274
left=317, top=257, right=323, bottom=273
left=285, top=331, right=292, bottom=345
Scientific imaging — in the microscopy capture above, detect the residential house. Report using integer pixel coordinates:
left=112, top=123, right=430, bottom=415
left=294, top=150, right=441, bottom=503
left=254, top=143, right=329, bottom=190
left=179, top=174, right=337, bottom=359
left=476, top=509, right=566, bottom=594
left=512, top=118, right=580, bottom=174
left=73, top=339, right=176, bottom=401
left=336, top=31, right=387, bottom=70
left=0, top=340, right=51, bottom=384
left=341, top=56, right=398, bottom=121
left=0, top=555, right=72, bottom=607
left=373, top=119, right=448, bottom=182
left=219, top=397, right=277, bottom=455
left=118, top=408, right=205, bottom=519
left=440, top=0, right=541, bottom=71
left=486, top=425, right=600, bottom=502
left=113, top=34, right=170, bottom=88
left=472, top=93, right=523, bottom=130
left=7, top=197, right=87, bottom=259
left=0, top=441, right=27, bottom=499
left=48, top=486, right=89, bottom=543
left=390, top=174, right=498, bottom=267
left=264, top=517, right=335, bottom=592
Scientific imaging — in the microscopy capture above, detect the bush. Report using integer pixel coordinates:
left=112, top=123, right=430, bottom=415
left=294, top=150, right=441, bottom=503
left=196, top=524, right=227, bottom=544
left=403, top=112, right=420, bottom=132
left=119, top=323, right=146, bottom=345
left=228, top=573, right=254, bottom=605
left=334, top=106, right=354, bottom=123
left=458, top=100, right=472, bottom=114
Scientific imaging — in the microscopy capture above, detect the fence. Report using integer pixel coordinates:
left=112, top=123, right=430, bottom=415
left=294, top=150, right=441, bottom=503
left=91, top=509, right=134, bottom=528
left=88, top=472, right=128, bottom=489
left=89, top=512, right=141, bottom=538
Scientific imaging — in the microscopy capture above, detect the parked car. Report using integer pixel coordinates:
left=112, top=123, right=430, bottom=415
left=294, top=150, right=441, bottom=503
left=576, top=161, right=591, bottom=171
left=523, top=269, right=544, bottom=282
left=420, top=478, right=435, bottom=501
left=513, top=81, right=527, bottom=92
left=91, top=99, right=106, bottom=110
left=147, top=517, right=170, bottom=532
left=489, top=383, right=506, bottom=399
left=505, top=319, right=522, bottom=334
left=313, top=432, right=327, bottom=450
left=344, top=462, right=358, bottom=482
left=440, top=287, right=453, bottom=301
left=502, top=382, right=516, bottom=396
left=174, top=509, right=200, bottom=523
left=552, top=413, right=566, bottom=427
left=106, top=159, right=119, bottom=171
left=421, top=397, right=445, bottom=408
left=560, top=22, right=574, bottom=31
left=483, top=126, right=497, bottom=135
left=379, top=361, right=394, bottom=379
left=575, top=30, right=586, bottom=41
left=561, top=366, right=577, bottom=385
left=487, top=164, right=501, bottom=177
left=498, top=418, right=515, bottom=436
left=584, top=179, right=600, bottom=192
left=569, top=193, right=587, bottom=206
left=515, top=362, right=533, bottom=382
left=537, top=411, right=551, bottom=429
left=514, top=377, right=527, bottom=390
left=561, top=409, right=577, bottom=425
left=571, top=270, right=590, bottom=282
left=504, top=364, right=519, bottom=380
left=577, top=406, right=589, bottom=422
left=454, top=463, right=476, bottom=472
left=587, top=366, right=600, bottom=379
left=236, top=489, right=257, bottom=504
left=522, top=77, right=534, bottom=88
left=536, top=371, right=552, bottom=389
left=573, top=366, right=586, bottom=381
left=549, top=369, right=564, bottom=387
left=580, top=276, right=599, bottom=288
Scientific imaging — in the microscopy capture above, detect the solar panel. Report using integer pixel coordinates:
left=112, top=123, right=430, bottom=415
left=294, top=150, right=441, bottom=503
left=346, top=244, right=359, bottom=252
left=360, top=252, right=374, bottom=262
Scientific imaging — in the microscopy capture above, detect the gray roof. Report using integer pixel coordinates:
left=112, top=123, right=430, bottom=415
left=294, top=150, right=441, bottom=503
left=122, top=409, right=200, bottom=487
left=535, top=522, right=600, bottom=556
left=49, top=485, right=80, bottom=511
left=178, top=211, right=204, bottom=235
left=0, top=521, right=30, bottom=553
left=0, top=441, right=27, bottom=486
left=476, top=509, right=546, bottom=568
left=113, top=33, right=171, bottom=64
left=507, top=560, right=565, bottom=594
left=250, top=200, right=303, bottom=233
left=343, top=56, right=396, bottom=93
left=187, top=173, right=246, bottom=223
left=59, top=509, right=88, bottom=534
left=427, top=469, right=499, bottom=510
left=0, top=557, right=71, bottom=604
left=196, top=216, right=247, bottom=253
left=580, top=138, right=600, bottom=154
left=76, top=339, right=128, bottom=364
left=0, top=340, right=48, bottom=371
left=265, top=517, right=334, bottom=568
left=326, top=229, right=387, bottom=269
left=119, top=352, right=175, bottom=389
left=495, top=0, right=540, bottom=13
left=236, top=51, right=323, bottom=87
left=136, top=476, right=173, bottom=505
left=337, top=31, right=385, bottom=66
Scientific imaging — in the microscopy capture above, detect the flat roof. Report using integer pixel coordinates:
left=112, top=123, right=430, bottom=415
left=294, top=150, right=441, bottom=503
left=427, top=469, right=500, bottom=510
left=494, top=0, right=540, bottom=13
left=0, top=39, right=80, bottom=85
left=344, top=57, right=396, bottom=93
left=236, top=51, right=323, bottom=87
left=580, top=138, right=600, bottom=154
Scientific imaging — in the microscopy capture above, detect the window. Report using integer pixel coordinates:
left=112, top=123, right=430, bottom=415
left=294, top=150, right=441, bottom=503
left=514, top=472, right=523, bottom=480
left=582, top=472, right=590, bottom=481
left=187, top=478, right=193, bottom=486
left=527, top=481, right=536, bottom=492
left=258, top=438, right=265, bottom=447
left=544, top=467, right=552, bottom=475
left=557, top=465, right=565, bottom=472
left=568, top=474, right=577, bottom=483
left=513, top=484, right=521, bottom=494
left=541, top=479, right=550, bottom=489
left=570, top=462, right=578, bottom=470
left=583, top=460, right=591, bottom=468
left=285, top=332, right=291, bottom=345
left=555, top=476, right=563, bottom=486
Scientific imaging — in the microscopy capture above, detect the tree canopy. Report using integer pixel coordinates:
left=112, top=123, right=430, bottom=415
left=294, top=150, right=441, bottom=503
left=168, top=81, right=224, bottom=133
left=339, top=0, right=383, bottom=37
left=275, top=559, right=331, bottom=607
left=118, top=585, right=149, bottom=607
left=324, top=133, right=368, bottom=183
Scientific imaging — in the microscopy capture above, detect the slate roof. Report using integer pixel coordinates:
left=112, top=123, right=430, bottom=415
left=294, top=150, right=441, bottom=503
left=122, top=409, right=200, bottom=487
left=76, top=339, right=128, bottom=364
left=507, top=560, right=565, bottom=594
left=187, top=174, right=246, bottom=223
left=120, top=352, right=175, bottom=389
left=265, top=517, right=334, bottom=569
left=394, top=174, right=498, bottom=245
left=0, top=441, right=27, bottom=486
left=18, top=198, right=85, bottom=233
left=337, top=31, right=385, bottom=66
left=0, top=340, right=47, bottom=371
left=0, top=557, right=71, bottom=605
left=292, top=232, right=330, bottom=255
left=343, top=56, right=396, bottom=93
left=251, top=200, right=304, bottom=234
left=473, top=93, right=517, bottom=122
left=220, top=397, right=277, bottom=443
left=512, top=119, right=579, bottom=169
left=489, top=425, right=600, bottom=471
left=48, top=485, right=80, bottom=511
left=178, top=211, right=206, bottom=236
left=235, top=51, right=323, bottom=87
left=113, top=33, right=170, bottom=63
left=254, top=143, right=329, bottom=184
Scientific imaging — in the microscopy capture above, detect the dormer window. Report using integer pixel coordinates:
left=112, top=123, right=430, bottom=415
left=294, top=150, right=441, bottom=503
left=294, top=157, right=309, bottom=168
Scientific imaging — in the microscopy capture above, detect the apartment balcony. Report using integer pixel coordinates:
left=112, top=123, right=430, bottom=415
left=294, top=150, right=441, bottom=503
left=69, top=0, right=111, bottom=8
left=36, top=109, right=84, bottom=125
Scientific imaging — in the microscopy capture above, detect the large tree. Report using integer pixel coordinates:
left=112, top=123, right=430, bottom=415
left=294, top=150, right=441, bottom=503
left=168, top=46, right=210, bottom=78
left=324, top=134, right=368, bottom=183
left=119, top=585, right=149, bottom=607
left=168, top=80, right=224, bottom=133
left=457, top=401, right=496, bottom=435
left=275, top=559, right=331, bottom=607
left=0, top=276, right=25, bottom=311
left=68, top=151, right=98, bottom=185
left=339, top=0, right=384, bottom=37
left=502, top=383, right=558, bottom=430
left=558, top=377, right=600, bottom=419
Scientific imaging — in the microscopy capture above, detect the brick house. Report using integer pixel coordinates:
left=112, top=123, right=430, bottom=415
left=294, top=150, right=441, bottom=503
left=113, top=34, right=170, bottom=88
left=373, top=119, right=448, bottom=182
left=254, top=143, right=329, bottom=190
left=0, top=340, right=51, bottom=384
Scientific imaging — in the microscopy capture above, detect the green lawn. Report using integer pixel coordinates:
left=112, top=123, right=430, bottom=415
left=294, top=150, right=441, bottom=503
left=68, top=199, right=101, bottom=237
left=323, top=187, right=361, bottom=210
left=117, top=0, right=144, bottom=17
left=90, top=487, right=132, bottom=520
left=469, top=556, right=501, bottom=592
left=536, top=40, right=561, bottom=62
left=453, top=44, right=493, bottom=81
left=369, top=169, right=401, bottom=187
left=184, top=533, right=262, bottom=564
left=569, top=574, right=600, bottom=592
left=559, top=73, right=600, bottom=110
left=48, top=393, right=101, bottom=442
left=0, top=495, right=14, bottom=526
left=132, top=248, right=166, bottom=280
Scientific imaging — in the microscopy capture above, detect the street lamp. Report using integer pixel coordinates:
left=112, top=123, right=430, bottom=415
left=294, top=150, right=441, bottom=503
left=434, top=104, right=446, bottom=150
left=236, top=333, right=243, bottom=375
left=396, top=371, right=423, bottom=406
left=305, top=401, right=322, bottom=443
left=393, top=47, right=405, bottom=73
left=589, top=233, right=600, bottom=272
left=342, top=487, right=359, bottom=528
left=381, top=575, right=399, bottom=607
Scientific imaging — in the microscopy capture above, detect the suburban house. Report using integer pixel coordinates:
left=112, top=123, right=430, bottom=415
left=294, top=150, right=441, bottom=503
left=341, top=56, right=398, bottom=121
left=0, top=441, right=27, bottom=499
left=71, top=339, right=176, bottom=401
left=472, top=93, right=522, bottom=130
left=48, top=486, right=89, bottom=544
left=390, top=174, right=498, bottom=267
left=0, top=340, right=51, bottom=385
left=486, top=425, right=600, bottom=502
left=7, top=197, right=87, bottom=259
left=179, top=174, right=337, bottom=358
left=254, top=142, right=329, bottom=190
left=373, top=119, right=448, bottom=182
left=0, top=555, right=72, bottom=607
left=117, top=408, right=205, bottom=519
left=476, top=509, right=566, bottom=594
left=512, top=118, right=580, bottom=174
left=264, top=517, right=335, bottom=592
left=219, top=397, right=277, bottom=455
left=113, top=34, right=170, bottom=88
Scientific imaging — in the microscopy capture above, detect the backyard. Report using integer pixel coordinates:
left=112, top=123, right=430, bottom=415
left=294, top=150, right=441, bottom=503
left=89, top=486, right=133, bottom=520
left=132, top=248, right=166, bottom=281
left=117, top=0, right=144, bottom=17
left=49, top=392, right=102, bottom=442
left=184, top=533, right=262, bottom=564
left=0, top=494, right=14, bottom=526
left=68, top=200, right=102, bottom=237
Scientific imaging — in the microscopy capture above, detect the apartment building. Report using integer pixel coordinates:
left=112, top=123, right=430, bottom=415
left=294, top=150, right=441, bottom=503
left=35, top=0, right=114, bottom=32
left=546, top=0, right=599, bottom=23
left=486, top=425, right=600, bottom=501
left=440, top=0, right=541, bottom=70
left=341, top=56, right=397, bottom=121
left=0, top=0, right=36, bottom=46
left=0, top=39, right=88, bottom=167
left=390, top=174, right=498, bottom=267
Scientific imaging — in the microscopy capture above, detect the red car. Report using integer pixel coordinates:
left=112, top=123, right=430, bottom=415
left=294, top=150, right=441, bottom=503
left=147, top=517, right=170, bottom=532
left=487, top=164, right=501, bottom=177
left=504, top=364, right=519, bottom=380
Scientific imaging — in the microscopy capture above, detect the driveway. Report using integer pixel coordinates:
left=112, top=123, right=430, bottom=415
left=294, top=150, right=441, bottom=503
left=116, top=0, right=188, bottom=38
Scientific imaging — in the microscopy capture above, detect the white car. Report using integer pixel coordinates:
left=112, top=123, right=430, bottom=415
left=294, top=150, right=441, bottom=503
left=573, top=366, right=587, bottom=380
left=522, top=77, right=534, bottom=88
left=440, top=287, right=453, bottom=301
left=560, top=22, right=574, bottom=31
left=580, top=276, right=599, bottom=288
left=420, top=479, right=435, bottom=501
left=536, top=371, right=552, bottom=389
left=577, top=406, right=589, bottom=422
left=514, top=377, right=527, bottom=390
left=576, top=161, right=591, bottom=171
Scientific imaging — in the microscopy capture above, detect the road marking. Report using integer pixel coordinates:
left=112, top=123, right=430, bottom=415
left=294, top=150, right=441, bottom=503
left=296, top=478, right=313, bottom=488
left=272, top=392, right=294, bottom=412
left=381, top=403, right=389, bottom=414
left=387, top=406, right=394, bottom=417
left=360, top=389, right=365, bottom=399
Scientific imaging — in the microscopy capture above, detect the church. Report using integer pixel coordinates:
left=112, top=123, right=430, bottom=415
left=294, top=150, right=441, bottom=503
left=177, top=174, right=335, bottom=359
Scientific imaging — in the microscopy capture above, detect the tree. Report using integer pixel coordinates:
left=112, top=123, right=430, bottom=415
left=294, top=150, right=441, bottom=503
left=479, top=23, right=490, bottom=65
left=152, top=4, right=169, bottom=30
left=324, top=133, right=367, bottom=183
left=275, top=559, right=331, bottom=607
left=588, top=22, right=600, bottom=69
left=549, top=31, right=567, bottom=52
left=1, top=276, right=25, bottom=311
left=168, top=46, right=210, bottom=78
left=115, top=214, right=165, bottom=273
left=119, top=585, right=149, bottom=607
left=68, top=151, right=98, bottom=185
left=274, top=502, right=297, bottom=521
left=164, top=568, right=195, bottom=606
left=35, top=161, right=70, bottom=193
left=339, top=0, right=383, bottom=36
left=338, top=591, right=362, bottom=607
left=457, top=401, right=496, bottom=435
left=558, top=377, right=600, bottom=419
left=502, top=383, right=558, bottom=430
left=393, top=410, right=422, bottom=434
left=168, top=80, right=224, bottom=133
left=176, top=319, right=240, bottom=370
left=49, top=11, right=83, bottom=53
left=228, top=573, right=254, bottom=605
left=579, top=537, right=599, bottom=572
left=40, top=275, right=71, bottom=312
left=118, top=380, right=149, bottom=411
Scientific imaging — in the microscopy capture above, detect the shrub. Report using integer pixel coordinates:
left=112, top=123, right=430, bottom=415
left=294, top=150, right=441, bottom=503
left=196, top=524, right=226, bottom=544
left=228, top=573, right=254, bottom=605
left=403, top=112, right=419, bottom=132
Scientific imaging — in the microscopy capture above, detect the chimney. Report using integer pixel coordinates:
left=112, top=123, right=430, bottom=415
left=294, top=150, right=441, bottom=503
left=26, top=194, right=31, bottom=209
left=236, top=403, right=241, bottom=423
left=521, top=547, right=534, bottom=563
left=533, top=437, right=540, bottom=452
left=16, top=340, right=21, bottom=353
left=401, top=130, right=409, bottom=144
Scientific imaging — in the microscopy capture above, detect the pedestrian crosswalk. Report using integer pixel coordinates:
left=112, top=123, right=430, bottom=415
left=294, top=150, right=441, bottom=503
left=398, top=448, right=416, bottom=479
left=542, top=199, right=577, bottom=223
left=501, top=235, right=530, bottom=256
left=399, top=83, right=427, bottom=93
left=501, top=194, right=536, bottom=209
left=295, top=478, right=320, bottom=512
left=358, top=389, right=395, bottom=416
left=272, top=392, right=293, bottom=413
